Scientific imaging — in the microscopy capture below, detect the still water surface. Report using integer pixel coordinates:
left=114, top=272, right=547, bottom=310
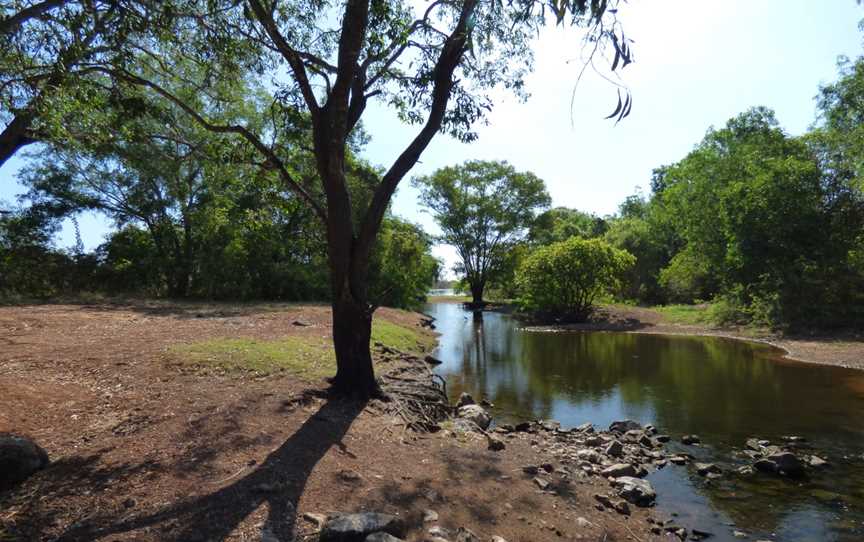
left=426, top=302, right=864, bottom=542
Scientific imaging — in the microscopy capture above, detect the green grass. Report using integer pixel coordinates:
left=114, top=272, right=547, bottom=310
left=170, top=318, right=435, bottom=379
left=372, top=319, right=437, bottom=352
left=655, top=304, right=712, bottom=325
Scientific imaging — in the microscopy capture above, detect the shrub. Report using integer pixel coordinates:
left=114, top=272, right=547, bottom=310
left=516, top=237, right=635, bottom=322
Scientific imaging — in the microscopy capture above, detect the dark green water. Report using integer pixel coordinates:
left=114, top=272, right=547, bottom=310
left=427, top=302, right=864, bottom=542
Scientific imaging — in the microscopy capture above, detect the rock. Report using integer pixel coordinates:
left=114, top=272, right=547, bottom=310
left=782, top=435, right=807, bottom=443
left=338, top=469, right=363, bottom=484
left=577, top=449, right=602, bottom=464
left=428, top=526, right=450, bottom=538
left=292, top=319, right=310, bottom=326
left=480, top=399, right=493, bottom=407
left=623, top=429, right=644, bottom=442
left=456, top=405, right=491, bottom=430
left=541, top=463, right=554, bottom=473
left=609, top=420, right=642, bottom=433
left=539, top=420, right=561, bottom=432
left=514, top=422, right=532, bottom=432
left=745, top=438, right=763, bottom=451
left=0, top=434, right=49, bottom=490
left=732, top=530, right=747, bottom=538
left=755, top=451, right=805, bottom=476
left=319, top=513, right=405, bottom=542
left=584, top=435, right=603, bottom=447
left=736, top=465, right=755, bottom=476
left=491, top=536, right=508, bottom=542
left=455, top=527, right=479, bottom=542
left=424, top=355, right=443, bottom=366
left=613, top=500, right=631, bottom=515
left=575, top=517, right=591, bottom=528
left=612, top=476, right=657, bottom=506
left=695, top=463, right=721, bottom=476
left=601, top=463, right=636, bottom=478
left=669, top=455, right=690, bottom=465
left=638, top=434, right=657, bottom=448
left=455, top=392, right=476, bottom=408
left=594, top=493, right=613, bottom=507
left=522, top=465, right=540, bottom=475
left=365, top=534, right=403, bottom=542
left=487, top=436, right=506, bottom=451
left=681, top=434, right=700, bottom=445
left=691, top=528, right=713, bottom=540
left=495, top=424, right=514, bottom=433
left=533, top=477, right=550, bottom=490
left=575, top=422, right=594, bottom=433
left=422, top=509, right=439, bottom=523
left=808, top=455, right=829, bottom=468
left=655, top=434, right=671, bottom=443
left=304, top=512, right=329, bottom=531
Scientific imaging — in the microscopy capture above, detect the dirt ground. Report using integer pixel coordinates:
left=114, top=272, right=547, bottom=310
left=546, top=305, right=864, bottom=372
left=0, top=302, right=663, bottom=542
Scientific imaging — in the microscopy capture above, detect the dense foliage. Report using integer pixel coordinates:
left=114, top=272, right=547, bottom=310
left=516, top=237, right=634, bottom=321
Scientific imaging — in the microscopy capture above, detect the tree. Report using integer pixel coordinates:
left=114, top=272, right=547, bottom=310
left=0, top=1, right=156, bottom=169
left=516, top=237, right=634, bottom=322
left=414, top=160, right=550, bottom=307
left=16, top=0, right=631, bottom=396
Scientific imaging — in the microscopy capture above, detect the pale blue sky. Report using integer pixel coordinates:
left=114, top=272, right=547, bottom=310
left=2, top=1, right=862, bottom=276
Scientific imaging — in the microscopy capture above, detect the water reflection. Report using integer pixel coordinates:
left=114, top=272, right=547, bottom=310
left=427, top=302, right=864, bottom=542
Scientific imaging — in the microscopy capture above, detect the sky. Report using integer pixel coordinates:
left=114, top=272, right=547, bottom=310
left=2, top=0, right=863, bottom=278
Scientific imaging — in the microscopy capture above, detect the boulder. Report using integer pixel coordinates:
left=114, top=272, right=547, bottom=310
left=577, top=449, right=602, bottom=464
left=604, top=440, right=624, bottom=458
left=612, top=476, right=656, bottom=506
left=0, top=434, right=49, bottom=490
left=609, top=420, right=642, bottom=434
left=601, top=463, right=636, bottom=478
left=655, top=434, right=671, bottom=443
left=766, top=451, right=805, bottom=476
left=745, top=438, right=763, bottom=452
left=319, top=513, right=405, bottom=542
left=455, top=392, right=476, bottom=408
left=456, top=405, right=491, bottom=430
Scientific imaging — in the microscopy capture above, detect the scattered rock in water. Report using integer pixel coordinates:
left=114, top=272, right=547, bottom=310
left=695, top=463, right=721, bottom=476
left=601, top=463, right=637, bottom=478
left=455, top=392, right=476, bottom=408
left=456, top=404, right=491, bottom=430
left=690, top=528, right=713, bottom=541
left=0, top=434, right=49, bottom=490
left=681, top=434, right=701, bottom=445
left=655, top=434, right=671, bottom=443
left=319, top=513, right=405, bottom=542
left=808, top=455, right=829, bottom=468
left=669, top=455, right=690, bottom=465
left=754, top=451, right=805, bottom=476
left=612, top=476, right=657, bottom=507
left=609, top=420, right=642, bottom=434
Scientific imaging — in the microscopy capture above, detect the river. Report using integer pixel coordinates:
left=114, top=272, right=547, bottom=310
left=425, top=302, right=864, bottom=542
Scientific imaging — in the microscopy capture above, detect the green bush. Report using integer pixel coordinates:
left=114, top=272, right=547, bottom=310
left=516, top=237, right=635, bottom=322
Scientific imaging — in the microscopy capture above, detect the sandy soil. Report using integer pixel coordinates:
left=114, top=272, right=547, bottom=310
left=0, top=302, right=664, bottom=542
left=546, top=305, right=864, bottom=371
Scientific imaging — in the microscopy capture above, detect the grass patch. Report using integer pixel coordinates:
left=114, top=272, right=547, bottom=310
left=170, top=318, right=434, bottom=378
left=372, top=319, right=436, bottom=353
left=655, top=304, right=712, bottom=325
left=169, top=335, right=336, bottom=379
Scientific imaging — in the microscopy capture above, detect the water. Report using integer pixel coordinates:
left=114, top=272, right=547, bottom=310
left=426, top=302, right=864, bottom=542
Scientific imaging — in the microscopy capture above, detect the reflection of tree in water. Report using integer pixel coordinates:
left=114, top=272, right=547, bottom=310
left=430, top=304, right=864, bottom=541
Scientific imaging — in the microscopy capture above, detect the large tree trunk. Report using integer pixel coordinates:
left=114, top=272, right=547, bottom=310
left=469, top=280, right=485, bottom=308
left=330, top=292, right=377, bottom=396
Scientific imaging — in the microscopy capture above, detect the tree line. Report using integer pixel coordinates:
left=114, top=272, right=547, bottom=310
left=417, top=54, right=864, bottom=330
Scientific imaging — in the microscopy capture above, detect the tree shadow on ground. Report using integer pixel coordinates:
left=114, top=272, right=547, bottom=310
left=50, top=396, right=366, bottom=542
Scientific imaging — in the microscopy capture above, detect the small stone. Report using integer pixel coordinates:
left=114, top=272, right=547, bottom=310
left=612, top=476, right=656, bottom=506
left=303, top=512, right=328, bottom=530
left=575, top=422, right=594, bottom=433
left=605, top=441, right=624, bottom=458
left=736, top=465, right=755, bottom=476
left=594, top=493, right=613, bottom=507
left=319, top=513, right=405, bottom=542
left=613, top=500, right=631, bottom=515
left=423, top=509, right=439, bottom=523
left=455, top=527, right=479, bottom=542
left=695, top=463, right=721, bottom=476
left=522, top=465, right=540, bottom=475
left=601, top=463, right=636, bottom=478
left=584, top=435, right=603, bottom=447
left=487, top=437, right=506, bottom=451
left=732, top=530, right=747, bottom=538
left=609, top=420, right=642, bottom=433
left=514, top=422, right=532, bottom=432
left=669, top=455, right=690, bottom=465
left=745, top=438, right=762, bottom=452
left=122, top=498, right=136, bottom=508
left=338, top=469, right=364, bottom=484
left=808, top=455, right=829, bottom=468
left=541, top=463, right=554, bottom=473
left=575, top=517, right=591, bottom=528
left=491, top=536, right=508, bottom=542
left=533, top=477, right=550, bottom=490
left=456, top=392, right=476, bottom=408
left=428, top=526, right=450, bottom=538
left=540, top=420, right=561, bottom=432
left=681, top=435, right=700, bottom=445
left=456, top=405, right=492, bottom=430
left=691, top=528, right=713, bottom=540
